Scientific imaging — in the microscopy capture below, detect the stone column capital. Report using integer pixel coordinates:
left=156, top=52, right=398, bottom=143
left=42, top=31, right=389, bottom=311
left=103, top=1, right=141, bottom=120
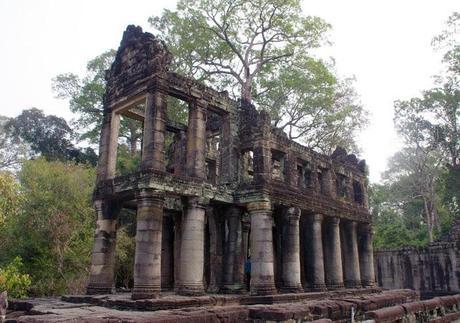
left=287, top=206, right=301, bottom=219
left=187, top=196, right=209, bottom=210
left=246, top=201, right=271, bottom=212
left=312, top=213, right=324, bottom=222
left=147, top=78, right=169, bottom=94
left=329, top=217, right=341, bottom=225
left=135, top=189, right=164, bottom=202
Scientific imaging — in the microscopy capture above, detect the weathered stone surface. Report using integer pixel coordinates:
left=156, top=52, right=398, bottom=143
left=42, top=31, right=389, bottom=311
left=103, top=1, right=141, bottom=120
left=375, top=220, right=460, bottom=296
left=8, top=289, right=443, bottom=322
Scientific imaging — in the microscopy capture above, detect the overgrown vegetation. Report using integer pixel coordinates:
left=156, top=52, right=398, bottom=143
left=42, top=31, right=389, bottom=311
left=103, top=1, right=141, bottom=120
left=372, top=12, right=459, bottom=247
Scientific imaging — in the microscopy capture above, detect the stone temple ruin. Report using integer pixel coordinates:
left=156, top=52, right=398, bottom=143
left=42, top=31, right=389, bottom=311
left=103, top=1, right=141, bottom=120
left=86, top=25, right=375, bottom=299
left=9, top=25, right=460, bottom=322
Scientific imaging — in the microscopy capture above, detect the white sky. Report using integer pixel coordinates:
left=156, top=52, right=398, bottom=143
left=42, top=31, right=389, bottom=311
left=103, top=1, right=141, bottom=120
left=0, top=0, right=457, bottom=182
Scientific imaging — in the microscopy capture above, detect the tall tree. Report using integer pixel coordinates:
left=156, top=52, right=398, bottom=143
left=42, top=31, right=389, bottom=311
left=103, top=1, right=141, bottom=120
left=151, top=0, right=367, bottom=153
left=0, top=116, right=28, bottom=170
left=257, top=56, right=367, bottom=153
left=150, top=0, right=330, bottom=104
left=6, top=108, right=97, bottom=165
left=382, top=146, right=444, bottom=243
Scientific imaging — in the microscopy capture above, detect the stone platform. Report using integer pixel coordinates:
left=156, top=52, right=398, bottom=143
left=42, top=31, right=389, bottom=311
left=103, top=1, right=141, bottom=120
left=6, top=288, right=450, bottom=322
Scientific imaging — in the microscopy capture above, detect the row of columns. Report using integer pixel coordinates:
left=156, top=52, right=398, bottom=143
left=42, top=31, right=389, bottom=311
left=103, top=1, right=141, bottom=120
left=87, top=198, right=375, bottom=297
left=249, top=204, right=376, bottom=295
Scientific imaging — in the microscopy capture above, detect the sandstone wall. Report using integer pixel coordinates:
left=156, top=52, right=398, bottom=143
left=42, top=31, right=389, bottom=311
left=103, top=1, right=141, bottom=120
left=375, top=240, right=460, bottom=295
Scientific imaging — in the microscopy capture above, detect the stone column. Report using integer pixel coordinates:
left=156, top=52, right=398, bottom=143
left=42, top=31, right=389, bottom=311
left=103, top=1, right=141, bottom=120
left=177, top=197, right=207, bottom=295
left=222, top=207, right=242, bottom=292
left=310, top=214, right=326, bottom=291
left=247, top=201, right=277, bottom=295
left=240, top=217, right=250, bottom=290
left=207, top=206, right=222, bottom=293
left=323, top=217, right=344, bottom=289
left=87, top=200, right=120, bottom=294
left=342, top=220, right=361, bottom=288
left=173, top=212, right=182, bottom=291
left=132, top=190, right=164, bottom=299
left=186, top=99, right=207, bottom=179
left=142, top=89, right=167, bottom=171
left=96, top=110, right=120, bottom=182
left=253, top=111, right=272, bottom=184
left=219, top=112, right=238, bottom=184
left=161, top=214, right=174, bottom=290
left=359, top=223, right=376, bottom=287
left=281, top=207, right=303, bottom=292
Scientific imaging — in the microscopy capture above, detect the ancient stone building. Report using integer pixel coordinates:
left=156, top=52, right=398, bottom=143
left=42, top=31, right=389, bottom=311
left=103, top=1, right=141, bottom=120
left=375, top=220, right=460, bottom=297
left=86, top=25, right=375, bottom=300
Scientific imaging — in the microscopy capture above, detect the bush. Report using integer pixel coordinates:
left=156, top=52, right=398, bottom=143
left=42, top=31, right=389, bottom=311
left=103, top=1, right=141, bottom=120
left=0, top=257, right=31, bottom=298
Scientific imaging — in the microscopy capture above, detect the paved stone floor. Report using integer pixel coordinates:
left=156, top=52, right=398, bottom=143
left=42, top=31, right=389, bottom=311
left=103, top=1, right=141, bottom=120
left=5, top=289, right=422, bottom=322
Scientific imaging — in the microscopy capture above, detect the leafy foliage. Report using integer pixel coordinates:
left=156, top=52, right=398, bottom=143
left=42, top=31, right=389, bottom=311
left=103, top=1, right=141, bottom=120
left=0, top=159, right=96, bottom=295
left=6, top=109, right=97, bottom=165
left=374, top=12, right=459, bottom=248
left=151, top=0, right=367, bottom=153
left=0, top=257, right=31, bottom=299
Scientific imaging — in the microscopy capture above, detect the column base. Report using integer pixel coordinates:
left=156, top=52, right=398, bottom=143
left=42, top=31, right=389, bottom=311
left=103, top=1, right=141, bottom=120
left=344, top=280, right=362, bottom=289
left=361, top=280, right=376, bottom=288
left=325, top=282, right=345, bottom=290
left=220, top=284, right=244, bottom=294
left=132, top=284, right=161, bottom=300
left=279, top=285, right=304, bottom=293
left=177, top=282, right=205, bottom=296
left=306, top=283, right=327, bottom=292
left=86, top=284, right=114, bottom=295
left=250, top=283, right=277, bottom=296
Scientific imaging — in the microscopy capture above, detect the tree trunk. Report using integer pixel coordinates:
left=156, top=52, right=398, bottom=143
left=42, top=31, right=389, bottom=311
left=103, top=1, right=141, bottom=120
left=129, top=135, right=137, bottom=157
left=423, top=197, right=434, bottom=243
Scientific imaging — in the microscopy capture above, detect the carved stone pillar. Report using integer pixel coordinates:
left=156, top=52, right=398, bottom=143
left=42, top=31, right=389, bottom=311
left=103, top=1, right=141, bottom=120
left=177, top=197, right=207, bottom=295
left=240, top=216, right=250, bottom=290
left=359, top=223, right=375, bottom=287
left=247, top=201, right=277, bottom=295
left=132, top=190, right=164, bottom=299
left=342, top=221, right=361, bottom=288
left=219, top=112, right=238, bottom=184
left=222, top=207, right=243, bottom=292
left=253, top=111, right=272, bottom=184
left=173, top=212, right=182, bottom=291
left=142, top=89, right=167, bottom=171
left=96, top=111, right=120, bottom=182
left=186, top=99, right=207, bottom=179
left=207, top=206, right=223, bottom=293
left=310, top=214, right=326, bottom=291
left=161, top=214, right=174, bottom=290
left=281, top=207, right=303, bottom=292
left=87, top=200, right=120, bottom=294
left=324, top=217, right=344, bottom=289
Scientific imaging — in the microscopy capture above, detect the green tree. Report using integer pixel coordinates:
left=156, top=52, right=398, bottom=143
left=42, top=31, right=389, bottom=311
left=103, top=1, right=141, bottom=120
left=258, top=57, right=367, bottom=153
left=369, top=183, right=430, bottom=248
left=1, top=159, right=96, bottom=295
left=150, top=0, right=330, bottom=104
left=0, top=116, right=28, bottom=170
left=382, top=147, right=444, bottom=243
left=6, top=108, right=97, bottom=165
left=151, top=0, right=367, bottom=153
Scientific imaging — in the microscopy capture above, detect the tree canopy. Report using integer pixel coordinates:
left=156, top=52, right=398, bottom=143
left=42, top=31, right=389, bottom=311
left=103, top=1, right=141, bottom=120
left=150, top=0, right=367, bottom=153
left=372, top=12, right=459, bottom=247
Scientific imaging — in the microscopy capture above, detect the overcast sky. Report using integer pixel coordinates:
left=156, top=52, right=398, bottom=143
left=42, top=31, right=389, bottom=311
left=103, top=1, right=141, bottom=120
left=0, top=0, right=457, bottom=182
